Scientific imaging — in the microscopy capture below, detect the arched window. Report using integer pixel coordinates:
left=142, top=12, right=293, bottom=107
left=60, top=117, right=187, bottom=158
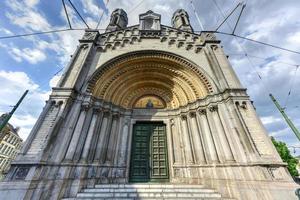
left=113, top=16, right=119, bottom=24
left=181, top=16, right=186, bottom=25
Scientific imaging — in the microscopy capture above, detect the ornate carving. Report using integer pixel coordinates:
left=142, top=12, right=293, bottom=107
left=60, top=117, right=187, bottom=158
left=189, top=111, right=196, bottom=118
left=13, top=167, right=30, bottom=180
left=81, top=31, right=98, bottom=41
left=209, top=105, right=218, bottom=112
left=180, top=114, right=187, bottom=120
left=241, top=101, right=247, bottom=109
left=198, top=109, right=206, bottom=115
left=170, top=118, right=175, bottom=125
left=87, top=51, right=215, bottom=109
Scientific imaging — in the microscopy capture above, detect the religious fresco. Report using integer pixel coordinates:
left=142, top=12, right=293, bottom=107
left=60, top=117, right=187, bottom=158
left=134, top=95, right=166, bottom=109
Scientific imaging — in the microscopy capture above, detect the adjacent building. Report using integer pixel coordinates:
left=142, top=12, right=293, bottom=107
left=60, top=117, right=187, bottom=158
left=0, top=114, right=23, bottom=180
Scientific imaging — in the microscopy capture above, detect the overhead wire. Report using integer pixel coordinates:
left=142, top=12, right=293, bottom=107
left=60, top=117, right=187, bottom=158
left=210, top=0, right=263, bottom=80
left=0, top=28, right=87, bottom=40
left=128, top=0, right=146, bottom=14
left=96, top=0, right=110, bottom=30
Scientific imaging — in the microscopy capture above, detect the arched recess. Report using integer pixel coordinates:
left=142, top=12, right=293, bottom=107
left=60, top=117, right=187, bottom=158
left=87, top=50, right=217, bottom=109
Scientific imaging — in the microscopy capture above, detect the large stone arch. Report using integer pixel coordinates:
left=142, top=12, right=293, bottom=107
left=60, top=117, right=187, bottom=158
left=87, top=50, right=218, bottom=109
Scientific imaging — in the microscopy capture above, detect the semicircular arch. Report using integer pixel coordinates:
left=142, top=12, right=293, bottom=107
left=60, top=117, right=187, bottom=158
left=86, top=50, right=218, bottom=109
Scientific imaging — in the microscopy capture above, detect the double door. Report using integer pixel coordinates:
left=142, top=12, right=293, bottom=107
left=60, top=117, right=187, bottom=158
left=129, top=122, right=169, bottom=182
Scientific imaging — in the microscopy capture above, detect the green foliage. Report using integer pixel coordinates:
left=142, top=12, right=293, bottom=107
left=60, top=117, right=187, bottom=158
left=271, top=137, right=299, bottom=177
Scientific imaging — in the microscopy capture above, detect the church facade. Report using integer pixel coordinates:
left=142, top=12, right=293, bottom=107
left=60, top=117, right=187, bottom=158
left=0, top=9, right=297, bottom=200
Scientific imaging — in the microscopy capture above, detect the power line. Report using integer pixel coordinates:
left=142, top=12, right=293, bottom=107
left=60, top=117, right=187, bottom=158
left=216, top=31, right=300, bottom=55
left=227, top=53, right=299, bottom=67
left=96, top=0, right=110, bottom=30
left=190, top=0, right=205, bottom=31
left=67, top=0, right=90, bottom=29
left=0, top=28, right=85, bottom=40
left=210, top=0, right=263, bottom=80
left=128, top=0, right=146, bottom=14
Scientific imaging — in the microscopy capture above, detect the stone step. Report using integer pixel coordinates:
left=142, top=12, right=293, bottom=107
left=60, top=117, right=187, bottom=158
left=83, top=188, right=216, bottom=193
left=94, top=184, right=206, bottom=189
left=77, top=192, right=221, bottom=198
left=62, top=184, right=228, bottom=200
left=63, top=198, right=222, bottom=200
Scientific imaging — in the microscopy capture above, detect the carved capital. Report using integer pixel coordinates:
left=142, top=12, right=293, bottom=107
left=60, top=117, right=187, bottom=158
left=180, top=114, right=187, bottom=120
left=189, top=111, right=196, bottom=118
left=81, top=103, right=91, bottom=111
left=103, top=109, right=110, bottom=117
left=170, top=118, right=175, bottom=125
left=112, top=112, right=120, bottom=119
left=209, top=105, right=218, bottom=112
left=198, top=109, right=206, bottom=115
left=241, top=101, right=247, bottom=109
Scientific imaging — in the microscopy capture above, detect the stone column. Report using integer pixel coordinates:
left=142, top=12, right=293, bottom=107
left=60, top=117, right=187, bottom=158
left=93, top=111, right=111, bottom=163
left=170, top=118, right=183, bottom=164
left=210, top=105, right=234, bottom=162
left=236, top=101, right=280, bottom=160
left=180, top=114, right=194, bottom=164
left=52, top=100, right=82, bottom=163
left=188, top=112, right=206, bottom=164
left=218, top=103, right=246, bottom=162
left=197, top=109, right=218, bottom=163
left=116, top=117, right=130, bottom=166
left=65, top=104, right=89, bottom=161
left=81, top=108, right=101, bottom=161
left=105, top=113, right=120, bottom=164
left=87, top=110, right=103, bottom=162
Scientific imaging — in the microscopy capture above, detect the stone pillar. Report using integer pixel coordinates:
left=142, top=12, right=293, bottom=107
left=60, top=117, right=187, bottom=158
left=210, top=44, right=242, bottom=88
left=81, top=108, right=101, bottom=161
left=180, top=114, right=194, bottom=164
left=105, top=113, right=120, bottom=164
left=65, top=104, right=89, bottom=160
left=197, top=109, right=218, bottom=163
left=218, top=103, right=246, bottom=162
left=93, top=111, right=111, bottom=163
left=230, top=100, right=259, bottom=161
left=236, top=101, right=280, bottom=160
left=116, top=117, right=130, bottom=166
left=188, top=112, right=206, bottom=164
left=170, top=118, right=183, bottom=164
left=210, top=105, right=234, bottom=162
left=52, top=100, right=82, bottom=163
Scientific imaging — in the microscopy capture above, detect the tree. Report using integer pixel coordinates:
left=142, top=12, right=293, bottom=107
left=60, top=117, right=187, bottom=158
left=271, top=137, right=299, bottom=177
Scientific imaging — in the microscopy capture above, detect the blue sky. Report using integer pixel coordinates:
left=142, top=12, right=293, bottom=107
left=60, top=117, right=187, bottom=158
left=0, top=0, right=299, bottom=155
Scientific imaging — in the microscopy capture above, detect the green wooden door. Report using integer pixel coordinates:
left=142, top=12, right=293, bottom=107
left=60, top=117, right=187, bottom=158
left=129, top=123, right=169, bottom=182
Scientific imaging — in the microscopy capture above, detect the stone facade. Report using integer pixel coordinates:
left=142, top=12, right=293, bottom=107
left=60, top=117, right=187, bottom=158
left=0, top=116, right=23, bottom=180
left=0, top=9, right=298, bottom=200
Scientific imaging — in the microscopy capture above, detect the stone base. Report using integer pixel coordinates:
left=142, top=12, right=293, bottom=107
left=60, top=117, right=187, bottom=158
left=0, top=177, right=298, bottom=200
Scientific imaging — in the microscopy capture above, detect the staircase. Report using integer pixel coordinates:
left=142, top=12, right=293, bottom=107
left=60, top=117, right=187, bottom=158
left=63, top=183, right=229, bottom=200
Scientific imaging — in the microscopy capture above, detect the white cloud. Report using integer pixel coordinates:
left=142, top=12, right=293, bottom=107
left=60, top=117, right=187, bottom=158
left=24, top=0, right=40, bottom=8
left=261, top=116, right=281, bottom=125
left=82, top=0, right=103, bottom=18
left=0, top=70, right=49, bottom=140
left=9, top=47, right=47, bottom=64
left=5, top=1, right=50, bottom=32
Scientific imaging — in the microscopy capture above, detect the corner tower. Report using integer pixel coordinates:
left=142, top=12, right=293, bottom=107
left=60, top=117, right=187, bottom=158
left=172, top=9, right=193, bottom=32
left=106, top=8, right=128, bottom=32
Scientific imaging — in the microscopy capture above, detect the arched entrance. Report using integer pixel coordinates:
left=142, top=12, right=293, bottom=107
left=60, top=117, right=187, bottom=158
left=87, top=51, right=215, bottom=182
